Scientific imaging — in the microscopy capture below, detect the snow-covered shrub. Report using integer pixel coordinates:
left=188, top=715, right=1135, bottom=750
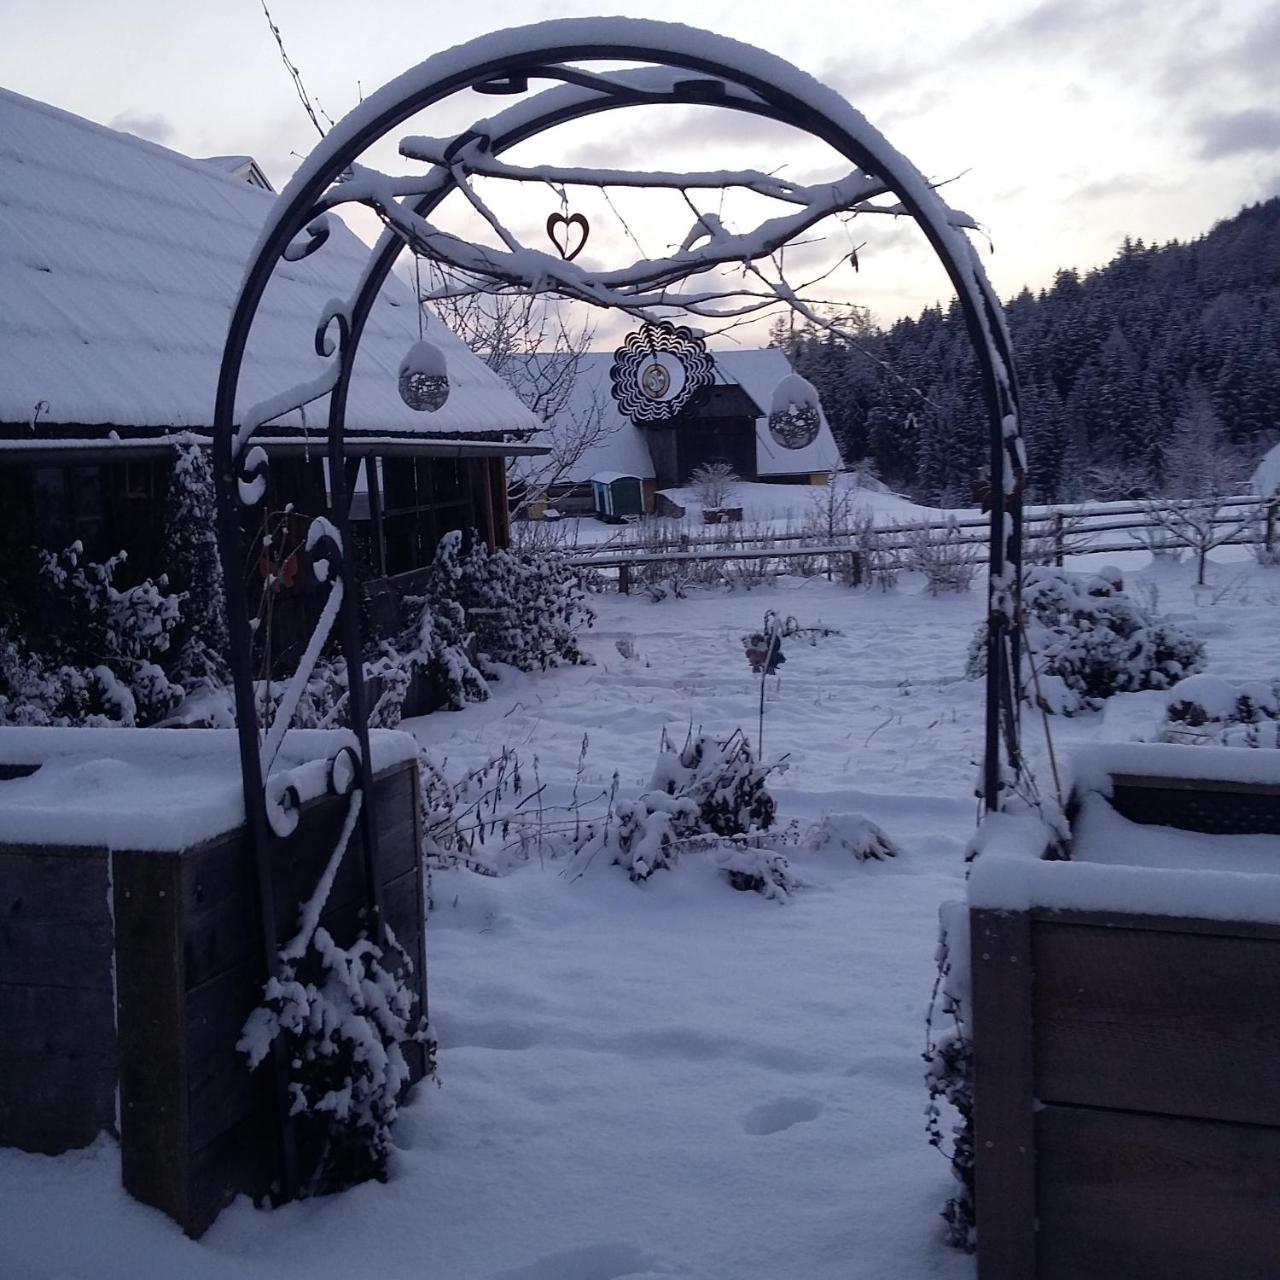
left=925, top=902, right=974, bottom=1251
left=608, top=790, right=696, bottom=882
left=0, top=543, right=183, bottom=727
left=164, top=441, right=229, bottom=688
left=642, top=569, right=689, bottom=602
left=385, top=577, right=490, bottom=714
left=689, top=461, right=739, bottom=511
left=239, top=796, right=433, bottom=1196
left=908, top=520, right=979, bottom=594
left=847, top=510, right=900, bottom=590
left=651, top=726, right=778, bottom=838
left=429, top=530, right=594, bottom=674
left=1159, top=673, right=1280, bottom=748
left=712, top=844, right=798, bottom=900
left=239, top=920, right=432, bottom=1195
left=966, top=567, right=1206, bottom=715
left=586, top=728, right=783, bottom=885
left=806, top=812, right=901, bottom=861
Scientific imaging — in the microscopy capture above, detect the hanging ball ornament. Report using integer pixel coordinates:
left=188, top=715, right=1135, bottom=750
left=767, top=373, right=822, bottom=450
left=398, top=339, right=450, bottom=412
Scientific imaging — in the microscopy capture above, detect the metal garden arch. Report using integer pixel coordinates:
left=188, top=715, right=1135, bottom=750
left=213, top=16, right=1025, bottom=1054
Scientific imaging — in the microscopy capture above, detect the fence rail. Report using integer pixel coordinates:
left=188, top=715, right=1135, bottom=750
left=562, top=494, right=1277, bottom=593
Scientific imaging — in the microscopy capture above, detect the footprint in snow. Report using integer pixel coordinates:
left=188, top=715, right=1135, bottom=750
left=741, top=1097, right=823, bottom=1136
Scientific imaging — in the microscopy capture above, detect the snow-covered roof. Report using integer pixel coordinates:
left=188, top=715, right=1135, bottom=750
left=516, top=346, right=842, bottom=484
left=0, top=87, right=542, bottom=441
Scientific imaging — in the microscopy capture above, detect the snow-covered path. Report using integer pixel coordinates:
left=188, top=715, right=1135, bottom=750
left=3, top=555, right=1273, bottom=1279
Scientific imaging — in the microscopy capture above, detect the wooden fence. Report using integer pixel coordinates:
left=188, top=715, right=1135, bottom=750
left=564, top=495, right=1276, bottom=593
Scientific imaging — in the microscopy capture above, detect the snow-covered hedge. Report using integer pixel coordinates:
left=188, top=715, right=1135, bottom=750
left=164, top=441, right=229, bottom=689
left=0, top=543, right=183, bottom=727
left=431, top=530, right=594, bottom=675
left=967, top=567, right=1206, bottom=715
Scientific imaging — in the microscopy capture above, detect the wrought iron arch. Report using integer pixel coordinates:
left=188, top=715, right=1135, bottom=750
left=213, top=19, right=1025, bottom=1185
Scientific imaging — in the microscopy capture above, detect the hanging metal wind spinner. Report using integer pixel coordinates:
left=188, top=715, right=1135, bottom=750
left=609, top=321, right=715, bottom=424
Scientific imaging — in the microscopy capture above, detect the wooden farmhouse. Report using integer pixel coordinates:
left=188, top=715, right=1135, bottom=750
left=0, top=87, right=545, bottom=599
left=515, top=347, right=842, bottom=519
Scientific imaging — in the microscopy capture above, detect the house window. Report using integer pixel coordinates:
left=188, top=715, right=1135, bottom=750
left=123, top=460, right=153, bottom=499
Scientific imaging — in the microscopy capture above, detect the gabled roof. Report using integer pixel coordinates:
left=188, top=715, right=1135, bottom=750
left=200, top=155, right=275, bottom=192
left=0, top=87, right=542, bottom=441
left=515, top=346, right=842, bottom=483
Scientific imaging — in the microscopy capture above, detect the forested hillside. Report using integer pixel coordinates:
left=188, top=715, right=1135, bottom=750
left=786, top=196, right=1280, bottom=504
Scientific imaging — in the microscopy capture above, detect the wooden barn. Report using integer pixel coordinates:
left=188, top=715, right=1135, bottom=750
left=0, top=86, right=545, bottom=599
left=513, top=347, right=842, bottom=518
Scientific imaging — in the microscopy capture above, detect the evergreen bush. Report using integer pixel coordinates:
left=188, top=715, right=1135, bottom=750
left=967, top=566, right=1206, bottom=715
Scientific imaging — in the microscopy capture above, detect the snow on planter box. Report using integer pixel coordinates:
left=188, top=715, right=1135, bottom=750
left=964, top=744, right=1280, bottom=1280
left=0, top=726, right=426, bottom=1236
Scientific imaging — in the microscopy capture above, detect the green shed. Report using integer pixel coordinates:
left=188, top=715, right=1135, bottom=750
left=590, top=471, right=645, bottom=520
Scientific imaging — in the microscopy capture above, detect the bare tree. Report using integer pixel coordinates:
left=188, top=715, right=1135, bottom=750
left=1140, top=498, right=1258, bottom=586
left=426, top=286, right=618, bottom=518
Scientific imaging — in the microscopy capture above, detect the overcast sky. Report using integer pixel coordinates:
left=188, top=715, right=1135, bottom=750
left=2, top=0, right=1276, bottom=332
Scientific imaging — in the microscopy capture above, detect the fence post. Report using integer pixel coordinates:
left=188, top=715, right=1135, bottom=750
left=619, top=563, right=631, bottom=596
left=1267, top=501, right=1278, bottom=561
left=1053, top=511, right=1064, bottom=567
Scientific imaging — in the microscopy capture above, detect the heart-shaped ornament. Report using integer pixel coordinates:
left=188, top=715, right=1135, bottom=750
left=546, top=211, right=589, bottom=262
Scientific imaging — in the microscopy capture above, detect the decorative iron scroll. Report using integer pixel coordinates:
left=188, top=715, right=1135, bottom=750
left=609, top=321, right=716, bottom=424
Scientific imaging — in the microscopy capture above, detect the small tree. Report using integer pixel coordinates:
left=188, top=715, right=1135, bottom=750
left=1140, top=498, right=1257, bottom=586
left=164, top=441, right=229, bottom=687
left=425, top=288, right=618, bottom=520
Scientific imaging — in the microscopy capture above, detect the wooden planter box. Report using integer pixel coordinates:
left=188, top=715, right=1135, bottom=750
left=702, top=506, right=743, bottom=525
left=0, top=728, right=427, bottom=1237
left=967, top=745, right=1280, bottom=1279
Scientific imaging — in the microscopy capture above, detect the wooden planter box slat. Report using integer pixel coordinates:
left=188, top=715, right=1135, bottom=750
left=1, top=745, right=426, bottom=1237
left=1037, top=1104, right=1280, bottom=1280
left=1034, top=917, right=1280, bottom=1127
left=0, top=842, right=118, bottom=1150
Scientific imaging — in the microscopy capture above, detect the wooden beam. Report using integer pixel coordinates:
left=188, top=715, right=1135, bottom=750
left=972, top=907, right=1037, bottom=1280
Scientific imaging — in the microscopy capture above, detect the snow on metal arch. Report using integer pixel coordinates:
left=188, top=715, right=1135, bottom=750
left=213, top=17, right=1025, bottom=847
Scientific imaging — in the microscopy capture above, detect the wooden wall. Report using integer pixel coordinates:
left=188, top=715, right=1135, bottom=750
left=973, top=905, right=1280, bottom=1279
left=0, top=843, right=117, bottom=1152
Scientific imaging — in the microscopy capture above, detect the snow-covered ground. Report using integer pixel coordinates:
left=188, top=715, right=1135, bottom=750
left=4, top=548, right=1277, bottom=1279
